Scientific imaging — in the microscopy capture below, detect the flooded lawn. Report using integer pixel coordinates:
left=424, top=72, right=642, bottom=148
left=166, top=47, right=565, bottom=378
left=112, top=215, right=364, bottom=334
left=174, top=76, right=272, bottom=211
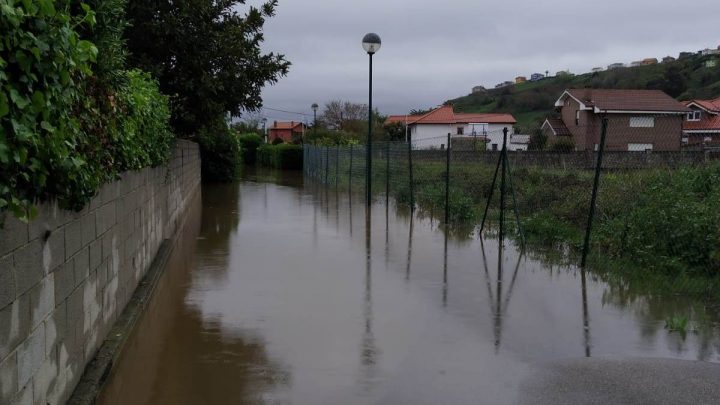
left=98, top=171, right=720, bottom=404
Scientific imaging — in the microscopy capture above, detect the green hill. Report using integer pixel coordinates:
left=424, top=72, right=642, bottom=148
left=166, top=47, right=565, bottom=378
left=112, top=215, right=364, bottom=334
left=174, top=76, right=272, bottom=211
left=447, top=53, right=720, bottom=130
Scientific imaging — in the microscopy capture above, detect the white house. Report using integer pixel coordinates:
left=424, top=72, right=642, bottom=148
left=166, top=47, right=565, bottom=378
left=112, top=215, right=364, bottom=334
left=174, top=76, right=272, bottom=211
left=385, top=106, right=517, bottom=150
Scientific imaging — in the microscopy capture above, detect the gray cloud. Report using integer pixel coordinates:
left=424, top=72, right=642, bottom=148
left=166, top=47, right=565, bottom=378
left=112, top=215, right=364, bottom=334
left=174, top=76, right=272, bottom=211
left=253, top=0, right=720, bottom=122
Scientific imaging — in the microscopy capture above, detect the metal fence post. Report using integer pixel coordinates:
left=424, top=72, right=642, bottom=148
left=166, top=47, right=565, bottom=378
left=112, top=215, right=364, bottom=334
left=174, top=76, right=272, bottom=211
left=349, top=144, right=354, bottom=193
left=386, top=140, right=390, bottom=209
left=324, top=145, right=329, bottom=185
left=499, top=128, right=508, bottom=244
left=445, top=132, right=451, bottom=225
left=581, top=117, right=608, bottom=268
left=335, top=143, right=340, bottom=188
left=408, top=133, right=415, bottom=210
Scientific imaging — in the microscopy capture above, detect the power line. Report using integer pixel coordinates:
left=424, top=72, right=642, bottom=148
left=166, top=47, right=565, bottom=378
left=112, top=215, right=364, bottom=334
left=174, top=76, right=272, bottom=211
left=261, top=106, right=312, bottom=117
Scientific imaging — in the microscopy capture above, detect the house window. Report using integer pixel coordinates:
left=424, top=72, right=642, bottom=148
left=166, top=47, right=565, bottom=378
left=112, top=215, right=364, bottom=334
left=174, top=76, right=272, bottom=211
left=628, top=143, right=653, bottom=152
left=457, top=127, right=464, bottom=135
left=629, top=117, right=655, bottom=128
left=575, top=110, right=580, bottom=125
left=687, top=111, right=701, bottom=121
left=492, top=144, right=498, bottom=151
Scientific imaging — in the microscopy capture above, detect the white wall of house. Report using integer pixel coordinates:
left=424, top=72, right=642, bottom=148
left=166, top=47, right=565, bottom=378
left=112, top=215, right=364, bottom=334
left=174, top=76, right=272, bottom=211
left=410, top=124, right=454, bottom=148
left=410, top=123, right=514, bottom=149
left=484, top=131, right=528, bottom=151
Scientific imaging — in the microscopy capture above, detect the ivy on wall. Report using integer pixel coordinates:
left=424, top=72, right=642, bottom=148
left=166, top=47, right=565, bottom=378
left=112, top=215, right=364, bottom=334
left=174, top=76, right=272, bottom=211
left=0, top=0, right=173, bottom=222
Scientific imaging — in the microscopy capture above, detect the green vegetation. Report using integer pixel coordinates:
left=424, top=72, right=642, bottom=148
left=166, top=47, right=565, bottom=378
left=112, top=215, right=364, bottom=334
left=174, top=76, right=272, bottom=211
left=1, top=0, right=172, bottom=220
left=257, top=144, right=303, bottom=170
left=448, top=54, right=720, bottom=129
left=237, top=133, right=263, bottom=164
left=665, top=315, right=691, bottom=335
left=197, top=121, right=243, bottom=182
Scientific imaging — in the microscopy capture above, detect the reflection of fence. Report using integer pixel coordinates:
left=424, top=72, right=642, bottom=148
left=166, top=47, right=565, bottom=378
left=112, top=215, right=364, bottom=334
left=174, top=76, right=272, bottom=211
left=304, top=118, right=720, bottom=279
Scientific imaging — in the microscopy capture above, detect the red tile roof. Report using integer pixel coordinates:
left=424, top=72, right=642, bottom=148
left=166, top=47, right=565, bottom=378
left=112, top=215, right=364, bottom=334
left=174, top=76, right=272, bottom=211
left=543, top=118, right=572, bottom=136
left=565, top=89, right=691, bottom=113
left=684, top=98, right=720, bottom=131
left=270, top=121, right=305, bottom=130
left=384, top=106, right=515, bottom=125
left=688, top=98, right=720, bottom=113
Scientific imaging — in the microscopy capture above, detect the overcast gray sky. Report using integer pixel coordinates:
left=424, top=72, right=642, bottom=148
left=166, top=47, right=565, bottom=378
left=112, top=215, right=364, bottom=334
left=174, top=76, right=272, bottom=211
left=254, top=0, right=720, bottom=123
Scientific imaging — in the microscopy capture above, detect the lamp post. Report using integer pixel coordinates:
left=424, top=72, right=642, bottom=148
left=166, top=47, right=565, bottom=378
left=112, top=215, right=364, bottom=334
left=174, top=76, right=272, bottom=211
left=311, top=103, right=318, bottom=136
left=262, top=118, right=268, bottom=143
left=362, top=33, right=381, bottom=207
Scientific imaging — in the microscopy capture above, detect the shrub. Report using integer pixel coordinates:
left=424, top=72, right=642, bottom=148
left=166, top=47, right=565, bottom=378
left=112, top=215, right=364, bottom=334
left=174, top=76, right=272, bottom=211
left=549, top=137, right=575, bottom=152
left=237, top=133, right=263, bottom=164
left=0, top=1, right=98, bottom=219
left=257, top=144, right=303, bottom=170
left=197, top=121, right=243, bottom=182
left=271, top=137, right=284, bottom=145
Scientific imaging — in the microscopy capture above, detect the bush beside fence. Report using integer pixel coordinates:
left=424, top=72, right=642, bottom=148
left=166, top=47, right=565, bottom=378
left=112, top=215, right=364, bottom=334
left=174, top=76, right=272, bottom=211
left=257, top=144, right=303, bottom=169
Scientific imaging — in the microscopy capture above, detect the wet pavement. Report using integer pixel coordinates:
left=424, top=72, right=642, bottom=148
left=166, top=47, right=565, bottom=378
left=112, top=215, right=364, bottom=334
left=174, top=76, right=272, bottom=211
left=98, top=171, right=720, bottom=405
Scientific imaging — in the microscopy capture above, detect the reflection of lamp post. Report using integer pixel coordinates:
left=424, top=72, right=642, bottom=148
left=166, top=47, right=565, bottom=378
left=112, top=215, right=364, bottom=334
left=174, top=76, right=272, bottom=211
left=311, top=103, right=318, bottom=136
left=362, top=33, right=381, bottom=207
left=262, top=118, right=268, bottom=143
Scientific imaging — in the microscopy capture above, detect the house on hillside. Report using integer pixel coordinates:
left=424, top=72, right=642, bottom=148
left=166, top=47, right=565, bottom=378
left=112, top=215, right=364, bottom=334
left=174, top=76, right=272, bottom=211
left=630, top=61, right=643, bottom=67
left=607, top=63, right=625, bottom=70
left=385, top=106, right=517, bottom=150
left=515, top=76, right=527, bottom=84
left=701, top=48, right=720, bottom=56
left=544, top=89, right=690, bottom=151
left=662, top=56, right=676, bottom=63
left=642, top=58, right=658, bottom=65
left=530, top=73, right=545, bottom=81
left=268, top=121, right=306, bottom=143
left=472, top=85, right=487, bottom=94
left=682, top=98, right=720, bottom=148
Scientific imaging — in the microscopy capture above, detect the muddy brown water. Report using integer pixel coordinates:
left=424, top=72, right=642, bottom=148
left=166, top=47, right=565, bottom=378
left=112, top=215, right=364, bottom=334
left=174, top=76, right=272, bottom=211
left=97, top=171, right=720, bottom=405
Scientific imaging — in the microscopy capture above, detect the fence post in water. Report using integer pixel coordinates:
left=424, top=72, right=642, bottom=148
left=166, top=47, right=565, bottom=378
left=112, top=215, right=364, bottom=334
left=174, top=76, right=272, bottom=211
left=336, top=144, right=340, bottom=188
left=499, top=127, right=508, bottom=244
left=349, top=144, right=354, bottom=193
left=581, top=117, right=609, bottom=268
left=445, top=132, right=451, bottom=225
left=386, top=141, right=390, bottom=209
left=324, top=145, right=330, bottom=185
left=408, top=133, right=415, bottom=211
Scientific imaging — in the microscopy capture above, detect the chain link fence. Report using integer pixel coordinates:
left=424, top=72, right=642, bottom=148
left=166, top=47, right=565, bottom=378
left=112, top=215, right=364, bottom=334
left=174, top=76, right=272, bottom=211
left=304, top=116, right=720, bottom=296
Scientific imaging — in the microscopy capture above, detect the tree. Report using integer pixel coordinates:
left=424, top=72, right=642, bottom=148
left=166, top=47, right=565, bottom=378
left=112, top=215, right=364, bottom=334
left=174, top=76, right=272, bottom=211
left=124, top=0, right=290, bottom=135
left=321, top=100, right=368, bottom=130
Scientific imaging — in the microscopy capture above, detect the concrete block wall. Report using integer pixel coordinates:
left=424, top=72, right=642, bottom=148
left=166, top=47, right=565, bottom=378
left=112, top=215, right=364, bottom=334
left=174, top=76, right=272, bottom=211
left=0, top=140, right=200, bottom=405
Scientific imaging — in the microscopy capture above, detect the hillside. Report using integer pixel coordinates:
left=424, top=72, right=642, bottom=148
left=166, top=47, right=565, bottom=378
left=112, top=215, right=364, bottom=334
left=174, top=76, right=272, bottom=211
left=447, top=53, right=720, bottom=129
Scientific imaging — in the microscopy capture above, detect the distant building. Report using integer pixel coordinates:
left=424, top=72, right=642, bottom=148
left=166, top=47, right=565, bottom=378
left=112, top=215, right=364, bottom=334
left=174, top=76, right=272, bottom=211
left=472, top=85, right=487, bottom=94
left=641, top=58, right=658, bottom=65
left=682, top=97, right=720, bottom=147
left=607, top=63, right=625, bottom=70
left=555, top=70, right=573, bottom=77
left=385, top=105, right=516, bottom=150
left=662, top=56, right=676, bottom=63
left=591, top=67, right=604, bottom=73
left=630, top=61, right=643, bottom=67
left=515, top=76, right=527, bottom=84
left=547, top=89, right=689, bottom=151
left=701, top=48, right=720, bottom=56
left=530, top=73, right=545, bottom=81
left=678, top=52, right=694, bottom=59
left=268, top=121, right=307, bottom=143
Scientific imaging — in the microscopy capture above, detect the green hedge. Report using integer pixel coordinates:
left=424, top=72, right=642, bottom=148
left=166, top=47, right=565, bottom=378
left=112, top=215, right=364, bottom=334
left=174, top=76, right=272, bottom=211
left=237, top=133, right=263, bottom=164
left=197, top=122, right=243, bottom=182
left=0, top=1, right=173, bottom=221
left=257, top=144, right=303, bottom=169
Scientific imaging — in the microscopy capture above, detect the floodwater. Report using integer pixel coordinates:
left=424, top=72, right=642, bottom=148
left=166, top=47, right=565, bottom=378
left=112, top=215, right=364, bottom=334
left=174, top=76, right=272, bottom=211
left=98, top=170, right=720, bottom=405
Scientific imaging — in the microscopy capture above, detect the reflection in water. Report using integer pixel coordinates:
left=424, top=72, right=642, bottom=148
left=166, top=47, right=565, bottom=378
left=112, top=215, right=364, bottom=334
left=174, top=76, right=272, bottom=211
left=581, top=269, right=592, bottom=357
left=100, top=172, right=720, bottom=405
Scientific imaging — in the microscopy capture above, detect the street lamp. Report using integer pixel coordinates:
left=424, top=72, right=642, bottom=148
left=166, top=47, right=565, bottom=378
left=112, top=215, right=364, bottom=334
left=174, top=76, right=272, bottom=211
left=262, top=118, right=268, bottom=143
left=362, top=33, right=381, bottom=207
left=311, top=103, right=318, bottom=136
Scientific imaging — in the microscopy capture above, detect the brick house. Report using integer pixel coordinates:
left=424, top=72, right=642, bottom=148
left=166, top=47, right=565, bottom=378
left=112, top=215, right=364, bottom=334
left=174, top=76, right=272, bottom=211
left=268, top=121, right=307, bottom=143
left=543, top=89, right=690, bottom=151
left=682, top=97, right=720, bottom=147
